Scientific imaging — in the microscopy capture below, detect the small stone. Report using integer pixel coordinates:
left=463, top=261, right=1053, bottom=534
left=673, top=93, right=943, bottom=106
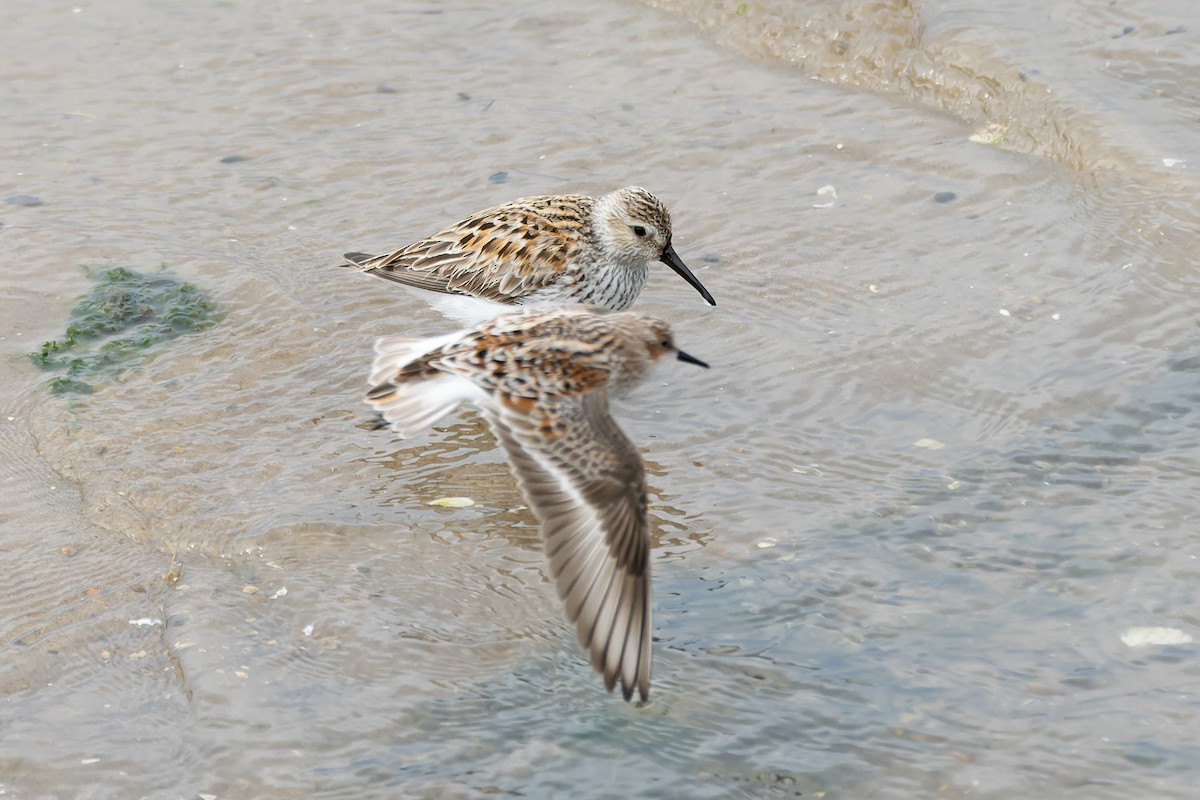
left=242, top=585, right=258, bottom=595
left=6, top=194, right=44, bottom=207
left=60, top=545, right=77, bottom=556
left=933, top=191, right=957, bottom=204
left=488, top=171, right=508, bottom=184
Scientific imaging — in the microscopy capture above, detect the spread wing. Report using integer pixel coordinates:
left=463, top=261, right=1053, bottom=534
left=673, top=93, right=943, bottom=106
left=482, top=390, right=651, bottom=702
left=340, top=196, right=590, bottom=303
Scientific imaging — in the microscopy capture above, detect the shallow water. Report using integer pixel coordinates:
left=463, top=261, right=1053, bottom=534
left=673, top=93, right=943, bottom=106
left=2, top=0, right=1198, bottom=797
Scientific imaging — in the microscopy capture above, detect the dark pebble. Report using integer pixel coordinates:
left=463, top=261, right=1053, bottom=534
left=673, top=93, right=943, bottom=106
left=6, top=195, right=44, bottom=207
left=376, top=85, right=398, bottom=94
left=1166, top=26, right=1185, bottom=35
left=219, top=155, right=246, bottom=164
left=933, top=191, right=957, bottom=204
left=488, top=172, right=508, bottom=184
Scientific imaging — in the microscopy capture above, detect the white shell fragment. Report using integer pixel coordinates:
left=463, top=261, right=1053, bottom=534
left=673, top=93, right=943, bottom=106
left=1120, top=627, right=1194, bottom=647
left=428, top=496, right=475, bottom=508
left=969, top=122, right=1008, bottom=145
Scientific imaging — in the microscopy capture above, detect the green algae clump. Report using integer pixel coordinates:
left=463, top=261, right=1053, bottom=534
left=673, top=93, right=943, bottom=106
left=30, top=267, right=223, bottom=395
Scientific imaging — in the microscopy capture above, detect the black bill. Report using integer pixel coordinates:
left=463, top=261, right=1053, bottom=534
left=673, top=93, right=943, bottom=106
left=676, top=349, right=710, bottom=369
left=660, top=241, right=716, bottom=306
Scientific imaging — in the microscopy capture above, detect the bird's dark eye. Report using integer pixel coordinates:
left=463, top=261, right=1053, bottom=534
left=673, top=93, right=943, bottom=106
left=632, top=225, right=647, bottom=237
left=661, top=339, right=672, bottom=349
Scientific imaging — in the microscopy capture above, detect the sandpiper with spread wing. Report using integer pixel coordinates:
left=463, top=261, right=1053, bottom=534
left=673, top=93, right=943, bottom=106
left=364, top=306, right=708, bottom=701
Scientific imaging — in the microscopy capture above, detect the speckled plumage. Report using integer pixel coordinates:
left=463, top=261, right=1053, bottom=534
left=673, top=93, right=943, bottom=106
left=340, top=187, right=715, bottom=323
left=364, top=306, right=709, bottom=701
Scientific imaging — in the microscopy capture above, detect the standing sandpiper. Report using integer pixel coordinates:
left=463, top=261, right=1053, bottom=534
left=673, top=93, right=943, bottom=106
left=340, top=187, right=716, bottom=323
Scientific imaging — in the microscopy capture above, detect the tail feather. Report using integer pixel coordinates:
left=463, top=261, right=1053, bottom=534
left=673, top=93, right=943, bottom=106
left=342, top=252, right=378, bottom=272
left=368, top=332, right=457, bottom=386
left=366, top=332, right=482, bottom=438
left=366, top=375, right=479, bottom=437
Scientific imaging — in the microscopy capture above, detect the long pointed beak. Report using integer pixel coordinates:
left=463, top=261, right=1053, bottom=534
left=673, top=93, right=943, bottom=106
left=676, top=349, right=709, bottom=369
left=660, top=241, right=716, bottom=307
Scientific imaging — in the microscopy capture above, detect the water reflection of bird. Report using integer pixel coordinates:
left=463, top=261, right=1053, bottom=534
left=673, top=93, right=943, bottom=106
left=364, top=306, right=708, bottom=701
left=339, top=187, right=716, bottom=323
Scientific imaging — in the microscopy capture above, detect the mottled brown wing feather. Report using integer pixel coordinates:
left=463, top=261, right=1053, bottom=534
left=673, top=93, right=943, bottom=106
left=482, top=390, right=651, bottom=701
left=425, top=311, right=616, bottom=399
left=347, top=255, right=457, bottom=295
left=342, top=196, right=590, bottom=302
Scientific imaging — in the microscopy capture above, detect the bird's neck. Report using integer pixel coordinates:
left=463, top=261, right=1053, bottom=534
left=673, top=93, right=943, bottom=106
left=572, top=256, right=648, bottom=310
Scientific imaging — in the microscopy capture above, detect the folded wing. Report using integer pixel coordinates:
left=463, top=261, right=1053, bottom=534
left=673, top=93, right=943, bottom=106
left=340, top=199, right=584, bottom=302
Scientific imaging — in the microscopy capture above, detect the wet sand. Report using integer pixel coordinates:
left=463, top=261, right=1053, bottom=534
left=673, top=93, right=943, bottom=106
left=2, top=0, right=1198, bottom=797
